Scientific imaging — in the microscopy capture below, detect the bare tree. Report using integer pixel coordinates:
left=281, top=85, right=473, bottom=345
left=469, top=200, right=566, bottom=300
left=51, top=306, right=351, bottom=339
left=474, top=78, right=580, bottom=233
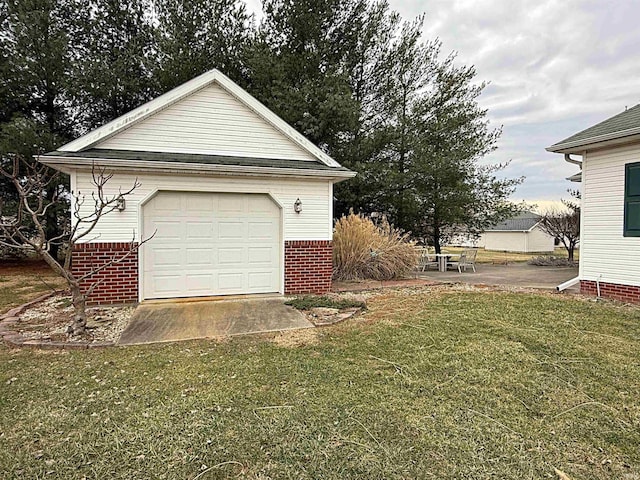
left=539, top=204, right=580, bottom=263
left=0, top=155, right=148, bottom=335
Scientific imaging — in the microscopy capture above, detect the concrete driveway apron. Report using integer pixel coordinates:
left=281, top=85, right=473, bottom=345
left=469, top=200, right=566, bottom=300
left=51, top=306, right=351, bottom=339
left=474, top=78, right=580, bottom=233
left=118, top=296, right=312, bottom=345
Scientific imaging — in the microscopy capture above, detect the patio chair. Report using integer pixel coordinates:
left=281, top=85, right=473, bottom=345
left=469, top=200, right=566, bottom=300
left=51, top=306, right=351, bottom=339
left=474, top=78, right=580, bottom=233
left=449, top=249, right=477, bottom=273
left=415, top=246, right=438, bottom=272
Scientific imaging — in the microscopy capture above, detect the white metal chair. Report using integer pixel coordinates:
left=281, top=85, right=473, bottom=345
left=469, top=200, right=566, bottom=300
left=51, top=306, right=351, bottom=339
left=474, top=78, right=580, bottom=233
left=449, top=249, right=477, bottom=273
left=416, top=246, right=438, bottom=272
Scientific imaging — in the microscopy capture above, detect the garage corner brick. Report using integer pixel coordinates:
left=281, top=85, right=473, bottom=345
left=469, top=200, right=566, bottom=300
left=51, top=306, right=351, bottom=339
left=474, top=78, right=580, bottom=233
left=284, top=240, right=333, bottom=294
left=71, top=242, right=139, bottom=305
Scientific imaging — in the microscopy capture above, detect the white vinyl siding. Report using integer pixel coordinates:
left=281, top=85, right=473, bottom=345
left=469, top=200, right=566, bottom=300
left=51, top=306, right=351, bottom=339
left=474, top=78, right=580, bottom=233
left=580, top=143, right=640, bottom=287
left=72, top=170, right=332, bottom=242
left=482, top=232, right=526, bottom=252
left=526, top=226, right=555, bottom=252
left=95, top=83, right=317, bottom=161
left=481, top=227, right=554, bottom=253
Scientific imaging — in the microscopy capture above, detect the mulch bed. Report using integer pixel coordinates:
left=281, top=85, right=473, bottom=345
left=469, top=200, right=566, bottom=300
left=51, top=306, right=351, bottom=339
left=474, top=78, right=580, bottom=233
left=1, top=292, right=134, bottom=348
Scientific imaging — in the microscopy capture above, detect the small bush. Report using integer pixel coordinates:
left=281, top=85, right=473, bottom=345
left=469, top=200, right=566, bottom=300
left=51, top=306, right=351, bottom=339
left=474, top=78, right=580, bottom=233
left=528, top=255, right=576, bottom=267
left=333, top=213, right=418, bottom=281
left=285, top=295, right=366, bottom=311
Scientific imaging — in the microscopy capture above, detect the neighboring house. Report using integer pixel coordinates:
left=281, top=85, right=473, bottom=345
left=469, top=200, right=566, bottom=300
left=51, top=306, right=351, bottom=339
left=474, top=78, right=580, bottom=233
left=39, top=69, right=355, bottom=304
left=480, top=212, right=555, bottom=253
left=547, top=103, right=640, bottom=303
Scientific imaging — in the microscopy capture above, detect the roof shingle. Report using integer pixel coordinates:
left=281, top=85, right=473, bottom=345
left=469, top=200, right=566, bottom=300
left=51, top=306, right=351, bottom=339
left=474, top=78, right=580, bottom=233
left=486, top=212, right=541, bottom=232
left=548, top=103, right=640, bottom=151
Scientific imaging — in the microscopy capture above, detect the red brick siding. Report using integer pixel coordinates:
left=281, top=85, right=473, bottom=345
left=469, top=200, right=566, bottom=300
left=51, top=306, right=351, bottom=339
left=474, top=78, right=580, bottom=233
left=581, top=280, right=640, bottom=304
left=284, top=240, right=332, bottom=294
left=71, top=242, right=138, bottom=305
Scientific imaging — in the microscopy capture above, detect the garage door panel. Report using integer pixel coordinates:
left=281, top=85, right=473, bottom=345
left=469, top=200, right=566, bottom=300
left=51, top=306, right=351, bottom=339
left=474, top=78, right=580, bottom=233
left=248, top=246, right=275, bottom=265
left=185, top=274, right=214, bottom=291
left=248, top=195, right=276, bottom=213
left=248, top=271, right=276, bottom=289
left=152, top=274, right=183, bottom=294
left=218, top=195, right=245, bottom=213
left=186, top=248, right=214, bottom=266
left=248, top=221, right=277, bottom=240
left=151, top=247, right=183, bottom=267
left=218, top=221, right=245, bottom=240
left=143, top=192, right=280, bottom=299
left=185, top=194, right=214, bottom=212
left=186, top=221, right=214, bottom=239
left=152, top=221, right=183, bottom=240
left=217, top=273, right=244, bottom=291
left=218, top=247, right=245, bottom=265
left=153, top=194, right=182, bottom=212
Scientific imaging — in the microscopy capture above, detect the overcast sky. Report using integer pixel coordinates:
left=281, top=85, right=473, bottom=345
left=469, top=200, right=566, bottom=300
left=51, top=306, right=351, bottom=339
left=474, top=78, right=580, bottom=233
left=245, top=0, right=640, bottom=202
left=390, top=0, right=640, bottom=202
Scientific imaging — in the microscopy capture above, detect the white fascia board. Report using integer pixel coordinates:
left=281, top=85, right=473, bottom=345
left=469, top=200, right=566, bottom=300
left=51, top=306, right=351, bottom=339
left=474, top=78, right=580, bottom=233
left=58, top=69, right=341, bottom=168
left=38, top=155, right=356, bottom=181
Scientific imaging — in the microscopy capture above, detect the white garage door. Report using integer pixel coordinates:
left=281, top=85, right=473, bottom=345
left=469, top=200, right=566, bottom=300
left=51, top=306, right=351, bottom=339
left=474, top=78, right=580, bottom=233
left=142, top=192, right=281, bottom=299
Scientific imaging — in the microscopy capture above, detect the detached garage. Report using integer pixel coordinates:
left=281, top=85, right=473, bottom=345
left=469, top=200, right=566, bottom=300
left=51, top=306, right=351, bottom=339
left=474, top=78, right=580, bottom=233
left=481, top=212, right=555, bottom=253
left=40, top=69, right=355, bottom=304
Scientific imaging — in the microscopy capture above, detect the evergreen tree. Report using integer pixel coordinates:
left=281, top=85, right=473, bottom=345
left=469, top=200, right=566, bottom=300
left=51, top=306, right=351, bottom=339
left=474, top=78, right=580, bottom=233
left=405, top=53, right=522, bottom=252
left=245, top=0, right=359, bottom=150
left=73, top=0, right=156, bottom=130
left=153, top=0, right=251, bottom=91
left=1, top=0, right=84, bottom=257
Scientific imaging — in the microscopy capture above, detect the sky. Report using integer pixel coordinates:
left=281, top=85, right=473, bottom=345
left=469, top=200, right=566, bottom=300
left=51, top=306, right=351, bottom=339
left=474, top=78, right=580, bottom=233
left=389, top=0, right=640, bottom=202
left=245, top=0, right=640, bottom=202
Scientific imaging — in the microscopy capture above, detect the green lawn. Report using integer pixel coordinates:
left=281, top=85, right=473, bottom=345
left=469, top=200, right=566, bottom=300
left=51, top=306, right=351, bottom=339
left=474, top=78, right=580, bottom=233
left=1, top=288, right=639, bottom=479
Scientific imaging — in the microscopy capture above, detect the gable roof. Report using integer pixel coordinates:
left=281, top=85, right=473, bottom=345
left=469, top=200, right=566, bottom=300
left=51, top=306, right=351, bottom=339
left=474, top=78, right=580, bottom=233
left=57, top=69, right=341, bottom=168
left=547, top=103, right=640, bottom=153
left=486, top=212, right=542, bottom=232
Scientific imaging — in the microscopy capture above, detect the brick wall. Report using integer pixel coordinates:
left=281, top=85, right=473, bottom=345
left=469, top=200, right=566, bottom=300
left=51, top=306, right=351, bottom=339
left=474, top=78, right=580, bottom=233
left=284, top=240, right=332, bottom=294
left=71, top=242, right=139, bottom=305
left=581, top=280, right=640, bottom=304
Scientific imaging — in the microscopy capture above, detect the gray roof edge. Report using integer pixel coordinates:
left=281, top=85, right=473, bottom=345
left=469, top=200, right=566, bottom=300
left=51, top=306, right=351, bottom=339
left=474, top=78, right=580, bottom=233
left=546, top=125, right=640, bottom=152
left=41, top=149, right=353, bottom=173
left=38, top=154, right=356, bottom=179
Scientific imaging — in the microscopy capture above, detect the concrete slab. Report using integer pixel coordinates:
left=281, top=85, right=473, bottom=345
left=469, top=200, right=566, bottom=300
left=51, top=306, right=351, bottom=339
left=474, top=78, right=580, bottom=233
left=118, top=297, right=312, bottom=345
left=416, top=263, right=579, bottom=290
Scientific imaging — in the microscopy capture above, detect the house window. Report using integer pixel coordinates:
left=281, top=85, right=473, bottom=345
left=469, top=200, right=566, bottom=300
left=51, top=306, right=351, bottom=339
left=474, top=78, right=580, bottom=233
left=624, top=161, right=640, bottom=237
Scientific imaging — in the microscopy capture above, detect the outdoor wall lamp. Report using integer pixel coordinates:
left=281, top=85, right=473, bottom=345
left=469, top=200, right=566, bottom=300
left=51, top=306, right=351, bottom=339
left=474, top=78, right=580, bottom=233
left=116, top=195, right=126, bottom=212
left=294, top=198, right=302, bottom=213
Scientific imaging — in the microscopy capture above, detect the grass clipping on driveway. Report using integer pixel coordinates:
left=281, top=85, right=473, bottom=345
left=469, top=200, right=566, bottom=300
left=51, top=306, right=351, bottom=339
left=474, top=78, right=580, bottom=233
left=1, top=288, right=639, bottom=479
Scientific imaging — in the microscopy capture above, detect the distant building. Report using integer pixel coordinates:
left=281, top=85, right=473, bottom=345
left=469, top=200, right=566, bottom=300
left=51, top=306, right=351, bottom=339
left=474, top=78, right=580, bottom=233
left=480, top=212, right=555, bottom=253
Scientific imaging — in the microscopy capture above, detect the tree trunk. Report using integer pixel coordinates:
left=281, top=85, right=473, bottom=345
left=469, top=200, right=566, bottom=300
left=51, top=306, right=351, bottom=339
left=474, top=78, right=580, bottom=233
left=69, top=281, right=87, bottom=335
left=433, top=224, right=441, bottom=254
left=567, top=245, right=574, bottom=262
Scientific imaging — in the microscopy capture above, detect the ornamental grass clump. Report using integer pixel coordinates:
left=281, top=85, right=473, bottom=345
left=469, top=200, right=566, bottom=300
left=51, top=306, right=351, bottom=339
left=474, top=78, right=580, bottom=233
left=333, top=213, right=417, bottom=281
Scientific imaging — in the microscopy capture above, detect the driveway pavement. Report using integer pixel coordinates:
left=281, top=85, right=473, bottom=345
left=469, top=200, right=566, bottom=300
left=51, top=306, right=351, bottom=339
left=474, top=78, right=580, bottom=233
left=416, top=263, right=579, bottom=289
left=118, top=296, right=312, bottom=345
left=333, top=263, right=579, bottom=292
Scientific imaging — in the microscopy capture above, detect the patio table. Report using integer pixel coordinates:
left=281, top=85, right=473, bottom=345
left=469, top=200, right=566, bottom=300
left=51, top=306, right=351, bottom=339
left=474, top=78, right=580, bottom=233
left=432, top=253, right=461, bottom=272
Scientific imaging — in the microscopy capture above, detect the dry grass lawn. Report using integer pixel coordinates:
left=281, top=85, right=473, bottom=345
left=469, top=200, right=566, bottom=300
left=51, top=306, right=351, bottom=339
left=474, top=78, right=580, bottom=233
left=1, top=285, right=638, bottom=479
left=0, top=260, right=66, bottom=313
left=444, top=246, right=578, bottom=264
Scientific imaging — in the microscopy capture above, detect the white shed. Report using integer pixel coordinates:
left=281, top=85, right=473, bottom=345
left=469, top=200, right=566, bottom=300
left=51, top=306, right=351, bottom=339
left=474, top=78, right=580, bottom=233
left=39, top=69, right=355, bottom=304
left=481, top=212, right=555, bottom=253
